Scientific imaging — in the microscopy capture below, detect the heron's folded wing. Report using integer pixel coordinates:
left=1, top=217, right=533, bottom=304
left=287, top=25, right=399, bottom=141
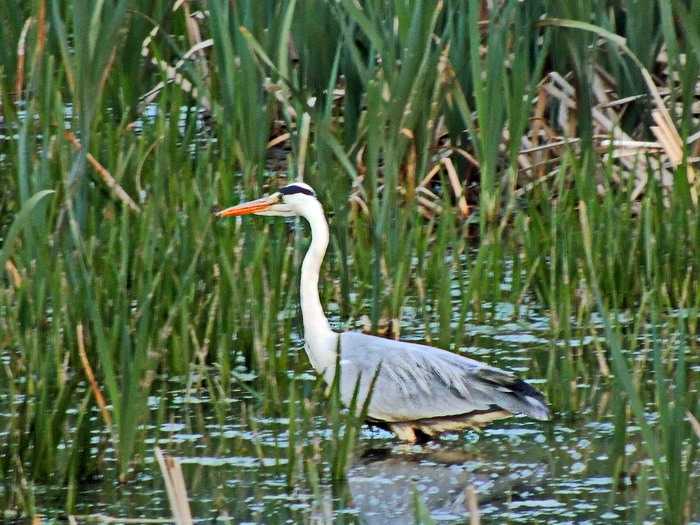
left=339, top=332, right=549, bottom=422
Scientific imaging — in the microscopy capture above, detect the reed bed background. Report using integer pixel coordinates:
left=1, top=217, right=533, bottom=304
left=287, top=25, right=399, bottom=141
left=0, top=0, right=699, bottom=522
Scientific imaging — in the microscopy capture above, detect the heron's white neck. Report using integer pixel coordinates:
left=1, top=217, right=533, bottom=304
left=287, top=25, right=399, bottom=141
left=299, top=202, right=338, bottom=374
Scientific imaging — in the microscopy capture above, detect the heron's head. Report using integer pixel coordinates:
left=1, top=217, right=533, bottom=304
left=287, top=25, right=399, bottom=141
left=216, top=182, right=318, bottom=218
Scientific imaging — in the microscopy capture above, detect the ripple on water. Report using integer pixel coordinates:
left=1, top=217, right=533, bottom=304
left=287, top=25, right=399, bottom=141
left=178, top=456, right=286, bottom=468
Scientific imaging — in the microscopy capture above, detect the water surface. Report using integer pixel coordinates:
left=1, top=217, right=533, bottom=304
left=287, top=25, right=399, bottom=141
left=4, top=299, right=696, bottom=524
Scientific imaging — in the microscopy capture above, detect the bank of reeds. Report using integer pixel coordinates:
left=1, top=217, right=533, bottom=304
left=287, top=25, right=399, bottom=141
left=1, top=0, right=698, bottom=521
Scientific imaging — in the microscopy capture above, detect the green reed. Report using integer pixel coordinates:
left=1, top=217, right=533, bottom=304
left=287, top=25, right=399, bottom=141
left=580, top=201, right=698, bottom=524
left=1, top=0, right=699, bottom=521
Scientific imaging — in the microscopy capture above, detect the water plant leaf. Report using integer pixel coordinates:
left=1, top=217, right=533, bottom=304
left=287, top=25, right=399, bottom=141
left=0, top=189, right=54, bottom=272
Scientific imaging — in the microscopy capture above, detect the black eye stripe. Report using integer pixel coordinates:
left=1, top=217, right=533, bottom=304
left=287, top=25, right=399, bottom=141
left=279, top=185, right=315, bottom=197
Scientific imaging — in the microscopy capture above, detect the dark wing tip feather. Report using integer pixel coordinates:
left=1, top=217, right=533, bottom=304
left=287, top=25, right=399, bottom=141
left=508, top=377, right=546, bottom=402
left=511, top=378, right=551, bottom=421
left=478, top=368, right=551, bottom=421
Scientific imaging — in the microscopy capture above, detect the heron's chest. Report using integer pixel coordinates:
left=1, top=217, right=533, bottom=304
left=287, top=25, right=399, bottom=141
left=303, top=339, right=337, bottom=379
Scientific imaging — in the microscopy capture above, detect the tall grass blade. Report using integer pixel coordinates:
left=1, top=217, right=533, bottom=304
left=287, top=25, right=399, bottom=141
left=0, top=189, right=54, bottom=271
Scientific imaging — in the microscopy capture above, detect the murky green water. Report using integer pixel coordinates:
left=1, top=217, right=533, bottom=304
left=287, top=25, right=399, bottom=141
left=3, top=300, right=697, bottom=525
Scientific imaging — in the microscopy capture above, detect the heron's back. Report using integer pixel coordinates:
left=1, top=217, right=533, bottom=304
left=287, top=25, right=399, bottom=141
left=337, top=331, right=550, bottom=424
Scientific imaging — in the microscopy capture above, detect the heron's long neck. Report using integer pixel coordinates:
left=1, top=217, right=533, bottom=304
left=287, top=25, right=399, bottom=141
left=300, top=204, right=338, bottom=373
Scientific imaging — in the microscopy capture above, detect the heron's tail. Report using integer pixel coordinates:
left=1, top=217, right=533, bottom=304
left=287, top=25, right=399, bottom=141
left=507, top=378, right=551, bottom=420
left=478, top=369, right=551, bottom=421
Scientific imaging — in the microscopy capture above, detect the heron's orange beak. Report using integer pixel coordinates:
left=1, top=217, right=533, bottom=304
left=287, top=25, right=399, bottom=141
left=215, top=195, right=276, bottom=218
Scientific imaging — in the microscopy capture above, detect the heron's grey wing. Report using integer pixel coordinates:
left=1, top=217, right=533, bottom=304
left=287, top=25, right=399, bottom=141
left=338, top=332, right=550, bottom=423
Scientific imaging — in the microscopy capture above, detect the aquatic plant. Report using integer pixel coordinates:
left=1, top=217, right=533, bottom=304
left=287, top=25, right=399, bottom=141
left=0, top=0, right=698, bottom=522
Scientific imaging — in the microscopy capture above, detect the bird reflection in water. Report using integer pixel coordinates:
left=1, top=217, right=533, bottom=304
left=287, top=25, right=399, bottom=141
left=312, top=444, right=547, bottom=524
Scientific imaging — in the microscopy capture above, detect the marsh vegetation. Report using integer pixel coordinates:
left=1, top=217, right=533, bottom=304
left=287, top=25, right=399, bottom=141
left=1, top=1, right=699, bottom=523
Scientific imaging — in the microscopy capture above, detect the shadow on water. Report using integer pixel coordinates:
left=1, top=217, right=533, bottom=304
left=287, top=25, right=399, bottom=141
left=333, top=445, right=548, bottom=524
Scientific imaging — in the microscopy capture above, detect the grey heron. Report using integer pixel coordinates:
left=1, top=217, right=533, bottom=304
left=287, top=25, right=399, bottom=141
left=217, top=182, right=551, bottom=442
